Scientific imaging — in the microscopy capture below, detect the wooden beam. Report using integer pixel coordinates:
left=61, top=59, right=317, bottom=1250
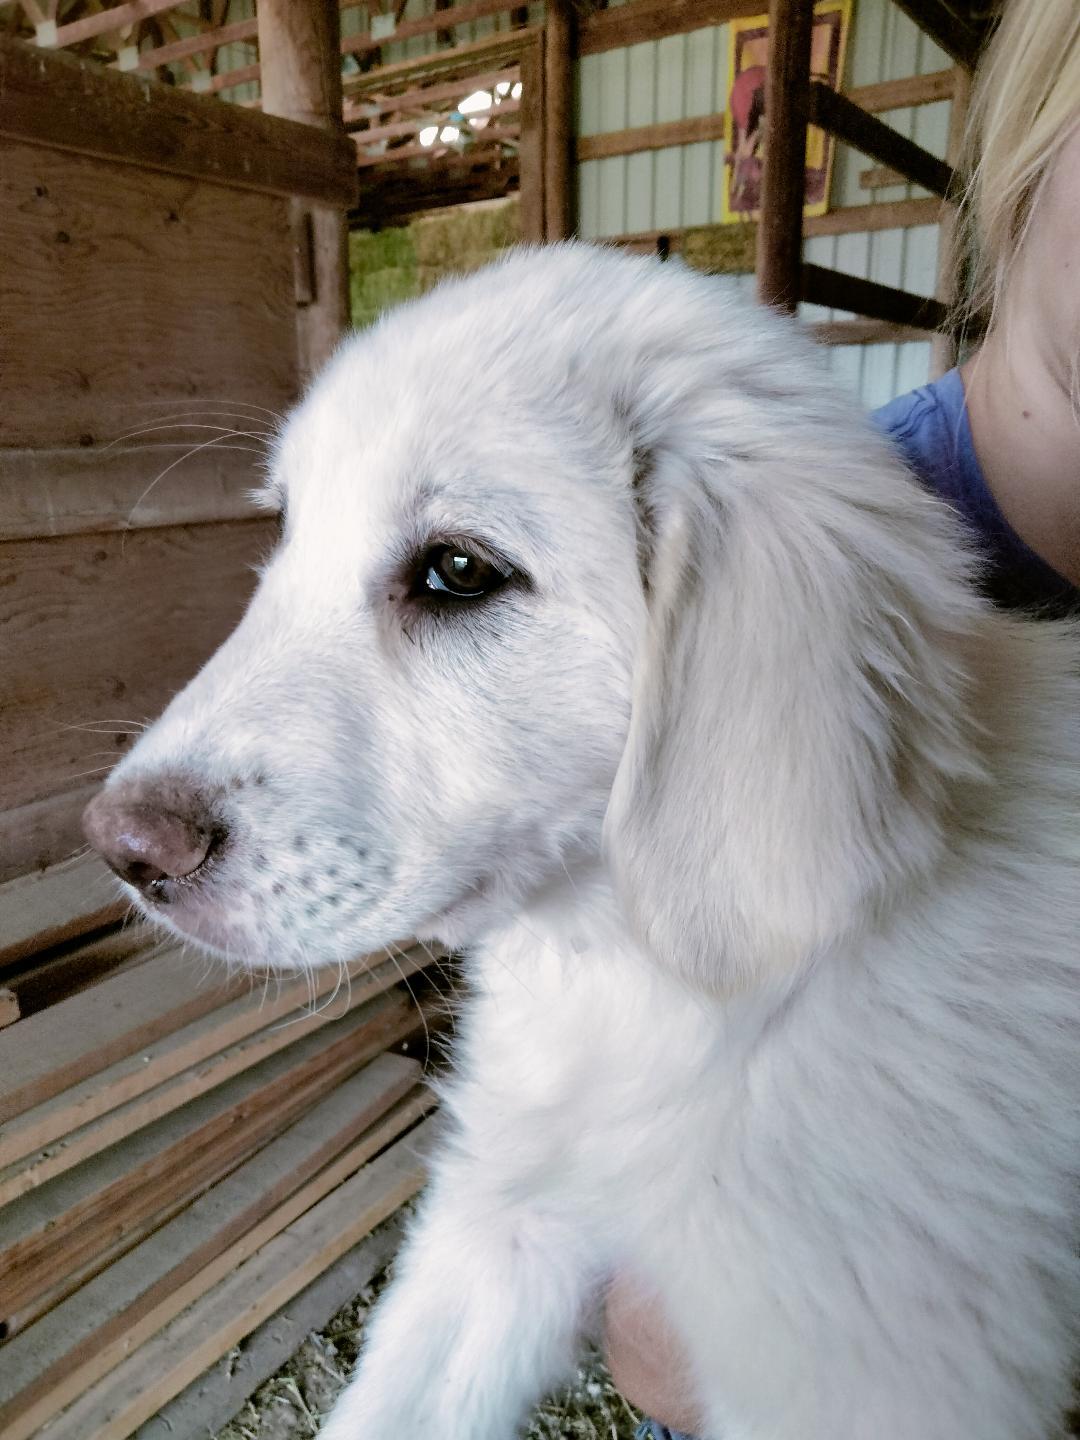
left=577, top=112, right=727, bottom=162
left=355, top=133, right=516, bottom=168
left=543, top=0, right=574, bottom=240
left=341, top=0, right=519, bottom=58
left=606, top=196, right=947, bottom=260
left=848, top=67, right=955, bottom=114
left=808, top=81, right=955, bottom=198
left=578, top=0, right=759, bottom=56
left=0, top=36, right=357, bottom=206
left=756, top=0, right=813, bottom=313
left=208, top=58, right=259, bottom=92
left=804, top=194, right=944, bottom=237
left=353, top=97, right=519, bottom=148
left=890, top=0, right=985, bottom=70
left=46, top=0, right=188, bottom=50
left=800, top=262, right=948, bottom=330
left=259, top=0, right=351, bottom=380
left=343, top=27, right=538, bottom=97
left=343, top=66, right=517, bottom=121
left=517, top=32, right=544, bottom=242
left=860, top=163, right=907, bottom=190
left=810, top=318, right=934, bottom=346
left=127, top=14, right=258, bottom=70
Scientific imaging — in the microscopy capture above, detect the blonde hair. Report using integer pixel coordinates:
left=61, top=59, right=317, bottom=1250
left=958, top=0, right=1080, bottom=327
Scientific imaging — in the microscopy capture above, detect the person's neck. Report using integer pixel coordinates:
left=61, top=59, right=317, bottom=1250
left=960, top=320, right=1080, bottom=586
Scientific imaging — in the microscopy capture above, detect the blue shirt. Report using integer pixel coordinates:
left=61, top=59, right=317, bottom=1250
left=872, top=369, right=1078, bottom=616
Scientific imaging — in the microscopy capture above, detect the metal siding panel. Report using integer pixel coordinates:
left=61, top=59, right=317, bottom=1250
left=625, top=42, right=657, bottom=234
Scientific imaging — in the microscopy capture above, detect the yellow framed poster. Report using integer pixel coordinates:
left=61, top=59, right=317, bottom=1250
left=721, top=0, right=852, bottom=223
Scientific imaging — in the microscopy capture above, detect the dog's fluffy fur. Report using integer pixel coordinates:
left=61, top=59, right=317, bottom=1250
left=103, top=247, right=1080, bottom=1438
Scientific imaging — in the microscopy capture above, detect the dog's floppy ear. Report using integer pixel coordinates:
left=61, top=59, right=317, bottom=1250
left=604, top=389, right=985, bottom=996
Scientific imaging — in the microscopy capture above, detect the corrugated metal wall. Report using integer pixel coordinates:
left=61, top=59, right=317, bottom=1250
left=576, top=0, right=954, bottom=409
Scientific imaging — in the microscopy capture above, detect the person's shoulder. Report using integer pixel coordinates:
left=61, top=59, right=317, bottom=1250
left=872, top=369, right=966, bottom=453
left=870, top=369, right=974, bottom=504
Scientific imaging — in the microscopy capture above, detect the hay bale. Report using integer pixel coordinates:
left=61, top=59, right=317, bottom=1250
left=681, top=222, right=757, bottom=275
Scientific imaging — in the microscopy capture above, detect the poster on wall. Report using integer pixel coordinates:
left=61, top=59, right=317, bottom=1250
left=721, top=0, right=852, bottom=223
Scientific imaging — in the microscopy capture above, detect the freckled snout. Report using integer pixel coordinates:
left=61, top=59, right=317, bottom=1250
left=82, top=780, right=222, bottom=895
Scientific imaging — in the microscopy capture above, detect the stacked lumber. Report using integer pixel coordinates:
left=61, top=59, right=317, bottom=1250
left=0, top=855, right=445, bottom=1438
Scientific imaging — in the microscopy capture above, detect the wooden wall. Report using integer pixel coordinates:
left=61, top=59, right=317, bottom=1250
left=0, top=38, right=356, bottom=883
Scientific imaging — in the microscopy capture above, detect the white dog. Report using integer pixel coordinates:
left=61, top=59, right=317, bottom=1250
left=84, top=246, right=1080, bottom=1440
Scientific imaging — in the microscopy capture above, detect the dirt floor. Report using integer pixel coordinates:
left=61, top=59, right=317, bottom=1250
left=213, top=1227, right=642, bottom=1440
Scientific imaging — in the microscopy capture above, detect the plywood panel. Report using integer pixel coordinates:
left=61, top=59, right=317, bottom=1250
left=1, top=141, right=298, bottom=450
left=0, top=519, right=273, bottom=832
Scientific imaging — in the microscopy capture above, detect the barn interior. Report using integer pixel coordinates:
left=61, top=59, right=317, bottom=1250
left=0, top=1, right=1015, bottom=1436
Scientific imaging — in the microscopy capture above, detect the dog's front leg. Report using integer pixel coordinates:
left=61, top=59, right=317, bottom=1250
left=319, top=1158, right=594, bottom=1439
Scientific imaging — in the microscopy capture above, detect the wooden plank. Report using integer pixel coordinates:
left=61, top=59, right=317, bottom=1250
left=2, top=924, right=154, bottom=1020
left=808, top=82, right=955, bottom=198
left=0, top=442, right=268, bottom=542
left=48, top=0, right=188, bottom=49
left=517, top=33, right=544, bottom=243
left=810, top=318, right=933, bottom=346
left=0, top=1060, right=427, bottom=1437
left=0, top=520, right=271, bottom=830
left=804, top=195, right=944, bottom=237
left=353, top=97, right=519, bottom=149
left=343, top=28, right=538, bottom=98
left=342, top=0, right=521, bottom=58
left=259, top=0, right=349, bottom=382
left=890, top=0, right=985, bottom=70
left=342, top=66, right=517, bottom=121
left=860, top=163, right=907, bottom=190
left=128, top=14, right=258, bottom=71
left=0, top=946, right=246, bottom=1124
left=37, top=1119, right=436, bottom=1440
left=1, top=140, right=297, bottom=448
left=0, top=990, right=418, bottom=1320
left=577, top=113, right=727, bottom=162
left=131, top=1213, right=408, bottom=1440
left=0, top=944, right=434, bottom=1191
left=578, top=0, right=759, bottom=56
left=606, top=196, right=946, bottom=262
left=0, top=787, right=99, bottom=888
left=800, top=261, right=948, bottom=330
left=0, top=854, right=123, bottom=969
left=0, top=988, right=19, bottom=1028
left=0, top=36, right=357, bottom=206
left=756, top=0, right=813, bottom=313
left=355, top=134, right=515, bottom=168
left=848, top=68, right=955, bottom=114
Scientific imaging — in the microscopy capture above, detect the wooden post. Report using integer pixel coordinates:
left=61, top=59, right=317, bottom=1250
left=257, top=0, right=351, bottom=379
left=518, top=34, right=546, bottom=243
left=755, top=0, right=813, bottom=313
left=543, top=0, right=575, bottom=241
left=930, top=64, right=971, bottom=377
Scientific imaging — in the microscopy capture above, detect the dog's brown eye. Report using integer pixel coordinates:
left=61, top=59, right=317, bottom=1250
left=421, top=546, right=509, bottom=599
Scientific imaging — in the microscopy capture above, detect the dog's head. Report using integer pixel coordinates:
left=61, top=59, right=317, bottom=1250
left=84, top=246, right=984, bottom=988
